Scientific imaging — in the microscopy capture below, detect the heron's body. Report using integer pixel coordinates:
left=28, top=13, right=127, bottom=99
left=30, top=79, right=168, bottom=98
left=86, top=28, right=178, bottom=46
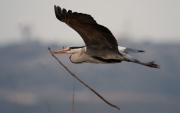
left=68, top=46, right=143, bottom=64
left=69, top=46, right=123, bottom=64
left=53, top=5, right=159, bottom=68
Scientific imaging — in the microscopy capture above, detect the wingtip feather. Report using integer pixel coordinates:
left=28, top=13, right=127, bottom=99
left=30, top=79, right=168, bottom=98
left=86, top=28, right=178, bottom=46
left=138, top=50, right=145, bottom=53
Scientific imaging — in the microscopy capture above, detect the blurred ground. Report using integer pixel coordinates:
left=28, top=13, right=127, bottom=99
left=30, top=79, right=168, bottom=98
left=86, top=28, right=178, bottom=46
left=0, top=39, right=180, bottom=113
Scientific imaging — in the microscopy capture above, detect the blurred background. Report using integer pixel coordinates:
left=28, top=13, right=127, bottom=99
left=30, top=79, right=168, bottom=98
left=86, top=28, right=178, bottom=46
left=0, top=0, right=180, bottom=113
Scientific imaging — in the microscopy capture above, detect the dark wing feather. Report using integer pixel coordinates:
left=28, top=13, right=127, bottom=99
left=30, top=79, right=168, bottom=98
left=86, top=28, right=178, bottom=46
left=54, top=5, right=119, bottom=54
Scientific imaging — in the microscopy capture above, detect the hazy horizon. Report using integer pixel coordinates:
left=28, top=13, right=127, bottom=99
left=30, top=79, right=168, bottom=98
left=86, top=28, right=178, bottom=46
left=0, top=39, right=180, bottom=113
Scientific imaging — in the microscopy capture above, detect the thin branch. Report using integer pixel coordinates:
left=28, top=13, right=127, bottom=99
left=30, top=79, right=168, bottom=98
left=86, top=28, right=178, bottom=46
left=48, top=47, right=120, bottom=110
left=46, top=99, right=51, bottom=113
left=72, top=77, right=75, bottom=113
left=13, top=87, right=19, bottom=113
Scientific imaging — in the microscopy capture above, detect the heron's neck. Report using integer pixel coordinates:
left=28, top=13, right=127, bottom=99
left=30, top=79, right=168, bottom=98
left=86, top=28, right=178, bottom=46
left=69, top=48, right=84, bottom=63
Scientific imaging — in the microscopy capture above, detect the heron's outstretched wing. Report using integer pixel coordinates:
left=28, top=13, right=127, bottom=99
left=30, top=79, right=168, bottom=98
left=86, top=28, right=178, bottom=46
left=54, top=5, right=119, bottom=54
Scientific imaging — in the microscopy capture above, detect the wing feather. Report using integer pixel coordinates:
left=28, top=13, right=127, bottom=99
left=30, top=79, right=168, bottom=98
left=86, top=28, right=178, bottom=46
left=54, top=5, right=119, bottom=54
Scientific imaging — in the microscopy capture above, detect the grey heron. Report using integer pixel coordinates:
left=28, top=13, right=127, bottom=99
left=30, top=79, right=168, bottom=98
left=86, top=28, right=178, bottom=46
left=53, top=5, right=159, bottom=68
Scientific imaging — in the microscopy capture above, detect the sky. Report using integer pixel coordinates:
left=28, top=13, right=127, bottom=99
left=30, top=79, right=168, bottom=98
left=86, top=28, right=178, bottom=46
left=1, top=0, right=180, bottom=46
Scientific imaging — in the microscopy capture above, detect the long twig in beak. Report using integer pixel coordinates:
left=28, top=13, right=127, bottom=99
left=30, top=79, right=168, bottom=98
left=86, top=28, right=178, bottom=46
left=48, top=47, right=120, bottom=110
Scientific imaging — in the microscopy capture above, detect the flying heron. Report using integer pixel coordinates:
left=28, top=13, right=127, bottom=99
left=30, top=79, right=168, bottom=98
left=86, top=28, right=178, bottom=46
left=53, top=5, right=159, bottom=68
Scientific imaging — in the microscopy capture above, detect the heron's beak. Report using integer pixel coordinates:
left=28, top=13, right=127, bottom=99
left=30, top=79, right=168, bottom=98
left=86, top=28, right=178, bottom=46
left=53, top=48, right=70, bottom=54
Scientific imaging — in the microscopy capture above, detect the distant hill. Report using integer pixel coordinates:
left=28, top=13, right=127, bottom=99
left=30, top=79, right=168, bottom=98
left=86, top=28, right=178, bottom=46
left=0, top=40, right=180, bottom=113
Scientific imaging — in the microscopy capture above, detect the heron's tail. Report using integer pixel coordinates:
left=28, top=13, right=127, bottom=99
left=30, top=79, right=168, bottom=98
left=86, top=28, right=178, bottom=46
left=120, top=52, right=159, bottom=68
left=136, top=61, right=159, bottom=68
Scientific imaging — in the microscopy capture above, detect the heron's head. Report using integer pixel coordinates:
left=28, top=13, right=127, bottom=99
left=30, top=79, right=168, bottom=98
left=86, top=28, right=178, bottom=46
left=53, top=46, right=85, bottom=54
